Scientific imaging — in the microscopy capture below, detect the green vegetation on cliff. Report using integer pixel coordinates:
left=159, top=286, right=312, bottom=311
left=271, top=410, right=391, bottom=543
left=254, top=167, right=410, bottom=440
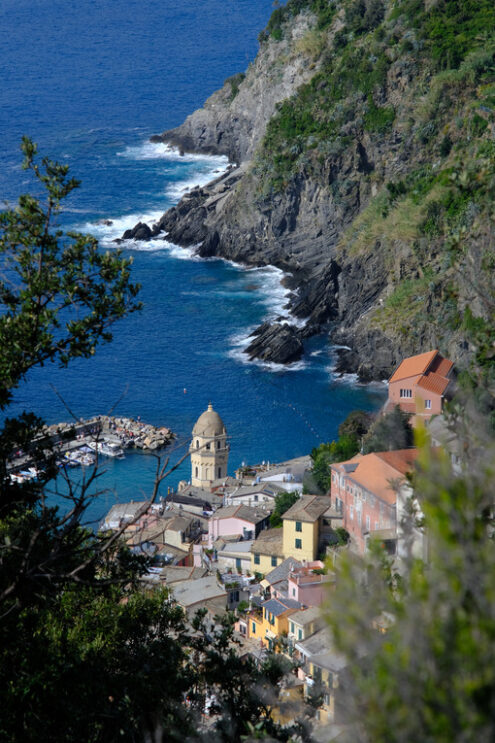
left=250, top=0, right=495, bottom=388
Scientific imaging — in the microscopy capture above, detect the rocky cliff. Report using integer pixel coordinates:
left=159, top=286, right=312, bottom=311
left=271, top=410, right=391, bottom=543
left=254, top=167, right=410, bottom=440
left=129, top=0, right=495, bottom=379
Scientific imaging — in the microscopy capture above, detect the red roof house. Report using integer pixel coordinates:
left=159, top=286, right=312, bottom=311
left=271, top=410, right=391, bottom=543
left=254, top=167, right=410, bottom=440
left=387, top=350, right=454, bottom=423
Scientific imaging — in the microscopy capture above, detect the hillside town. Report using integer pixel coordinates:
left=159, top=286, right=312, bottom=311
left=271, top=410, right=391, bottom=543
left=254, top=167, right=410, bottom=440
left=101, top=349, right=458, bottom=733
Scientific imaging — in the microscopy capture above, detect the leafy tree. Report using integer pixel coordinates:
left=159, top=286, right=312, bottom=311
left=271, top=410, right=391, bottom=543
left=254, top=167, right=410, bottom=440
left=0, top=142, right=317, bottom=742
left=269, top=490, right=300, bottom=527
left=338, top=409, right=373, bottom=440
left=326, top=424, right=495, bottom=742
left=362, top=405, right=414, bottom=454
left=311, top=434, right=360, bottom=493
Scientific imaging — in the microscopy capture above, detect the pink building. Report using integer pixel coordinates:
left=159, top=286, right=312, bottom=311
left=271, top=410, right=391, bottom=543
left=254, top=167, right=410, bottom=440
left=387, top=349, right=454, bottom=424
left=330, top=449, right=419, bottom=554
left=207, top=504, right=269, bottom=547
left=286, top=561, right=334, bottom=606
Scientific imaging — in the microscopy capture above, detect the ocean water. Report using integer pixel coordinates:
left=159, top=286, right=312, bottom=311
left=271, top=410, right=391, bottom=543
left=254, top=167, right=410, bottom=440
left=0, top=0, right=385, bottom=522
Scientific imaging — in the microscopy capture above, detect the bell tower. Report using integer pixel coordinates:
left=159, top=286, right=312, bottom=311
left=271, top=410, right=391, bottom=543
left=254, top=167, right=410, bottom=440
left=190, top=403, right=229, bottom=489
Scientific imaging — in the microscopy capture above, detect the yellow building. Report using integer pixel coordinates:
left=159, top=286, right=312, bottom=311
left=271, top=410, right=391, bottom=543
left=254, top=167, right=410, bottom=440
left=190, top=403, right=229, bottom=489
left=250, top=528, right=284, bottom=575
left=282, top=496, right=330, bottom=562
left=248, top=597, right=302, bottom=650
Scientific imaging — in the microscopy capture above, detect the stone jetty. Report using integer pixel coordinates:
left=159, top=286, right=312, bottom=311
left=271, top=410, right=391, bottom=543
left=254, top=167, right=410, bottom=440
left=44, top=415, right=174, bottom=452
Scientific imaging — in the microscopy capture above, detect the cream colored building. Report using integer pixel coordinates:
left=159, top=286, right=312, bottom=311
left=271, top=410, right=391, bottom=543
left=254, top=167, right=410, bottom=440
left=190, top=403, right=229, bottom=489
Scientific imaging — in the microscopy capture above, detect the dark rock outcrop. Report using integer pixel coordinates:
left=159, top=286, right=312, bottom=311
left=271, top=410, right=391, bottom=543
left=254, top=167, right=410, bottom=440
left=245, top=322, right=304, bottom=365
left=122, top=222, right=152, bottom=241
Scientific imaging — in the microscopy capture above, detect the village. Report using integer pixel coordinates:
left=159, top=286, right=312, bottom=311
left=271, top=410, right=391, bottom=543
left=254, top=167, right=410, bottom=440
left=99, top=349, right=458, bottom=731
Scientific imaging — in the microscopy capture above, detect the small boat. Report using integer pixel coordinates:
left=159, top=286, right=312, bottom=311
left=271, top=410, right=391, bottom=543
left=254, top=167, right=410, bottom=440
left=87, top=441, right=124, bottom=458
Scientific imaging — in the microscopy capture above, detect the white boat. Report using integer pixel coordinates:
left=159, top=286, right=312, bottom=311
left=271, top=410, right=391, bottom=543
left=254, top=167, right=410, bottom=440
left=87, top=440, right=124, bottom=458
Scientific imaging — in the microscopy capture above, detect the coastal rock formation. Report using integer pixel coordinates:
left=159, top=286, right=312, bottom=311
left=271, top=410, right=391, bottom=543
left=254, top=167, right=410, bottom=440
left=125, top=2, right=494, bottom=379
left=245, top=322, right=304, bottom=365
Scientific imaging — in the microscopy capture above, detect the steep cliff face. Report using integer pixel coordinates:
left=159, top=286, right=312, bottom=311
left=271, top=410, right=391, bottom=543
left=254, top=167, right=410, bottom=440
left=137, top=0, right=495, bottom=379
left=152, top=11, right=319, bottom=163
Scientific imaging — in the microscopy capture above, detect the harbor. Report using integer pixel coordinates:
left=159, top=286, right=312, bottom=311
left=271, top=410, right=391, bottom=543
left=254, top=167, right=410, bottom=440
left=8, top=416, right=174, bottom=483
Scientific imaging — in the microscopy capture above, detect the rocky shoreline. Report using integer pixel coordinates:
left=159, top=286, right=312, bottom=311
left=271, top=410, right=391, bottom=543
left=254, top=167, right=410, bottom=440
left=116, top=9, right=463, bottom=381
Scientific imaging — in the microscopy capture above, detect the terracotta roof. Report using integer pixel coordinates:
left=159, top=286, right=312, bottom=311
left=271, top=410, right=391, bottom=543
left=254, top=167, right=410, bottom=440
left=251, top=528, right=284, bottom=557
left=389, top=350, right=439, bottom=383
left=212, top=504, right=268, bottom=523
left=429, top=355, right=454, bottom=377
left=332, top=449, right=419, bottom=505
left=416, top=372, right=450, bottom=396
left=282, top=495, right=331, bottom=523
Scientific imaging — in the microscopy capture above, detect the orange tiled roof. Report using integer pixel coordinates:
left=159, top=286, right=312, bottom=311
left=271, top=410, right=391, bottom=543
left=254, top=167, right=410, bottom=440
left=389, top=350, right=438, bottom=383
left=430, top=355, right=454, bottom=377
left=416, top=372, right=450, bottom=396
left=332, top=449, right=419, bottom=505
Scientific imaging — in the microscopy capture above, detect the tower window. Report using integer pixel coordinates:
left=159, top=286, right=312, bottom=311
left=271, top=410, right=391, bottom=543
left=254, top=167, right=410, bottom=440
left=195, top=467, right=198, bottom=478
left=218, top=467, right=221, bottom=478
left=196, top=440, right=199, bottom=448
left=206, top=443, right=210, bottom=450
left=217, top=440, right=221, bottom=449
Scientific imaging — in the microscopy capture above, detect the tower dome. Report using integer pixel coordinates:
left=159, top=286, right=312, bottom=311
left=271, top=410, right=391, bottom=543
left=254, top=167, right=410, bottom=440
left=192, top=402, right=225, bottom=437
left=190, top=403, right=229, bottom=490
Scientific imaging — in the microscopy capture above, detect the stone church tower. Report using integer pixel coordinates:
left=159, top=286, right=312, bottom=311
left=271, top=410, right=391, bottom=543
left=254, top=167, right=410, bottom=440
left=190, top=403, right=229, bottom=489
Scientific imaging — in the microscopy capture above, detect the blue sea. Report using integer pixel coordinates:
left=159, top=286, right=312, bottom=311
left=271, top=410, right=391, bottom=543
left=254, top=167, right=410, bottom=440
left=0, top=0, right=385, bottom=522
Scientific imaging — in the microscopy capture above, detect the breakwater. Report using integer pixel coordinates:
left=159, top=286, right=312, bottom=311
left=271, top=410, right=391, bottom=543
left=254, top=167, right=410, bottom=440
left=8, top=416, right=174, bottom=479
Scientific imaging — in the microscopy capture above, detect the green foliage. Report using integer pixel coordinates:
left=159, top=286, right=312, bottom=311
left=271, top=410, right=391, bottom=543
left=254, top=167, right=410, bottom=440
left=269, top=490, right=299, bottom=527
left=363, top=405, right=414, bottom=454
left=334, top=526, right=350, bottom=546
left=345, top=0, right=385, bottom=36
left=326, top=428, right=495, bottom=741
left=311, top=433, right=361, bottom=493
left=0, top=138, right=141, bottom=410
left=0, top=143, right=317, bottom=741
left=363, top=97, right=395, bottom=133
left=338, top=409, right=373, bottom=439
left=225, top=72, right=245, bottom=100
left=260, top=0, right=336, bottom=43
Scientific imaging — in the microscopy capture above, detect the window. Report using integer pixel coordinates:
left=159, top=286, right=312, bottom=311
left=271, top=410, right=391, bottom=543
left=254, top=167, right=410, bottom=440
left=292, top=588, right=296, bottom=597
left=196, top=440, right=199, bottom=448
left=290, top=622, right=294, bottom=633
left=254, top=494, right=258, bottom=502
left=295, top=520, right=302, bottom=532
left=217, top=440, right=221, bottom=449
left=400, top=388, right=412, bottom=398
left=264, top=608, right=268, bottom=620
left=425, top=399, right=432, bottom=409
left=271, top=556, right=277, bottom=567
left=323, top=693, right=330, bottom=706
left=230, top=590, right=239, bottom=603
left=350, top=506, right=354, bottom=521
left=366, top=515, right=370, bottom=532
left=252, top=622, right=256, bottom=634
left=236, top=558, right=241, bottom=570
left=254, top=553, right=260, bottom=565
left=217, top=467, right=221, bottom=478
left=206, top=442, right=210, bottom=450
left=195, top=467, right=198, bottom=478
left=298, top=628, right=303, bottom=640
left=295, top=538, right=302, bottom=549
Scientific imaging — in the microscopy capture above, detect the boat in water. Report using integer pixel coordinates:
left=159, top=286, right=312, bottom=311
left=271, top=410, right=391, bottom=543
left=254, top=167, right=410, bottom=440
left=87, top=440, right=125, bottom=458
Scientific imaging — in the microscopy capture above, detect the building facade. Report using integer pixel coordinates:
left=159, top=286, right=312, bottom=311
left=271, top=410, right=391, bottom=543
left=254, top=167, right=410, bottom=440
left=331, top=450, right=419, bottom=554
left=387, top=349, right=454, bottom=423
left=190, top=403, right=229, bottom=488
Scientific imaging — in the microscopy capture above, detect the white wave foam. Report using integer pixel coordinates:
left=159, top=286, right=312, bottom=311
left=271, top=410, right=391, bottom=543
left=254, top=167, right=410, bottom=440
left=165, top=168, right=225, bottom=201
left=228, top=345, right=308, bottom=373
left=117, top=140, right=228, bottom=168
left=76, top=209, right=165, bottom=246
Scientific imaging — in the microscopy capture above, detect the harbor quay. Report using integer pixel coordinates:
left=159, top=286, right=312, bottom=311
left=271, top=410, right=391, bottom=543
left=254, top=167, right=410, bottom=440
left=7, top=415, right=174, bottom=480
